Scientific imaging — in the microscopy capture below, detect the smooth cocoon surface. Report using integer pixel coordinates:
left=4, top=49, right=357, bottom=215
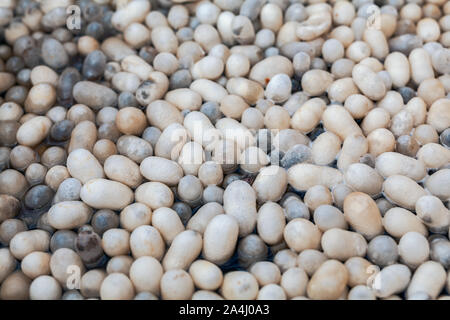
left=307, top=260, right=349, bottom=300
left=344, top=192, right=384, bottom=240
left=203, top=214, right=239, bottom=265
left=80, top=179, right=134, bottom=210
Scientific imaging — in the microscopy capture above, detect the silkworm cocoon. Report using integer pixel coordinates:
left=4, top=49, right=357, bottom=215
left=239, top=146, right=269, bottom=174
left=186, top=202, right=224, bottom=235
left=306, top=260, right=348, bottom=300
left=165, top=88, right=202, bottom=111
left=344, top=163, right=383, bottom=197
left=311, top=132, right=341, bottom=166
left=327, top=77, right=358, bottom=103
left=425, top=169, right=450, bottom=201
left=287, top=163, right=343, bottom=191
left=223, top=180, right=257, bottom=237
left=291, top=98, right=326, bottom=134
left=426, top=99, right=450, bottom=133
left=217, top=11, right=236, bottom=46
left=215, top=118, right=256, bottom=151
left=154, top=123, right=188, bottom=160
left=383, top=207, right=428, bottom=238
left=343, top=192, right=384, bottom=240
left=189, top=260, right=223, bottom=291
left=111, top=0, right=150, bottom=31
left=202, top=214, right=239, bottom=265
left=415, top=195, right=450, bottom=234
left=382, top=175, right=428, bottom=210
left=177, top=141, right=205, bottom=176
left=321, top=228, right=367, bottom=261
left=129, top=256, right=162, bottom=295
left=322, top=105, right=363, bottom=140
left=352, top=64, right=386, bottom=101
left=280, top=267, right=308, bottom=299
left=313, top=205, right=348, bottom=232
left=66, top=148, right=104, bottom=184
left=48, top=201, right=92, bottom=230
left=104, top=155, right=142, bottom=188
left=405, top=98, right=427, bottom=127
left=372, top=264, right=411, bottom=298
left=384, top=52, right=410, bottom=88
left=80, top=179, right=134, bottom=210
left=337, top=133, right=368, bottom=171
left=16, top=116, right=52, bottom=148
left=68, top=120, right=98, bottom=153
left=121, top=55, right=153, bottom=81
left=129, top=225, right=165, bottom=260
left=151, top=207, right=185, bottom=246
left=146, top=100, right=183, bottom=131
left=190, top=79, right=228, bottom=103
left=252, top=165, right=288, bottom=203
left=361, top=108, right=391, bottom=136
left=283, top=218, right=322, bottom=253
left=140, top=156, right=183, bottom=186
left=10, top=230, right=50, bottom=260
left=162, top=230, right=202, bottom=271
left=134, top=182, right=174, bottom=210
left=183, top=111, right=221, bottom=150
left=225, top=77, right=264, bottom=105
left=160, top=269, right=194, bottom=300
left=416, top=143, right=450, bottom=169
left=375, top=152, right=427, bottom=181
left=409, top=48, right=434, bottom=85
left=257, top=202, right=286, bottom=245
left=406, top=261, right=447, bottom=299
left=296, top=12, right=332, bottom=41
left=367, top=128, right=396, bottom=157
left=221, top=271, right=259, bottom=300
left=249, top=55, right=294, bottom=86
left=363, top=28, right=389, bottom=60
left=272, top=129, right=310, bottom=153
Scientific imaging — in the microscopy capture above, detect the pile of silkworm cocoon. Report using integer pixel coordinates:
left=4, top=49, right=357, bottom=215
left=0, top=0, right=449, bottom=300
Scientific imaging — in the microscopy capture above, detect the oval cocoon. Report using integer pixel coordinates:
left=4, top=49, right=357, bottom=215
left=287, top=163, right=343, bottom=191
left=80, top=179, right=134, bottom=210
left=343, top=192, right=384, bottom=240
left=223, top=180, right=257, bottom=237
left=48, top=201, right=92, bottom=230
left=67, top=149, right=105, bottom=184
left=203, top=214, right=239, bottom=265
left=321, top=228, right=367, bottom=261
left=140, top=156, right=183, bottom=186
left=307, top=260, right=349, bottom=300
